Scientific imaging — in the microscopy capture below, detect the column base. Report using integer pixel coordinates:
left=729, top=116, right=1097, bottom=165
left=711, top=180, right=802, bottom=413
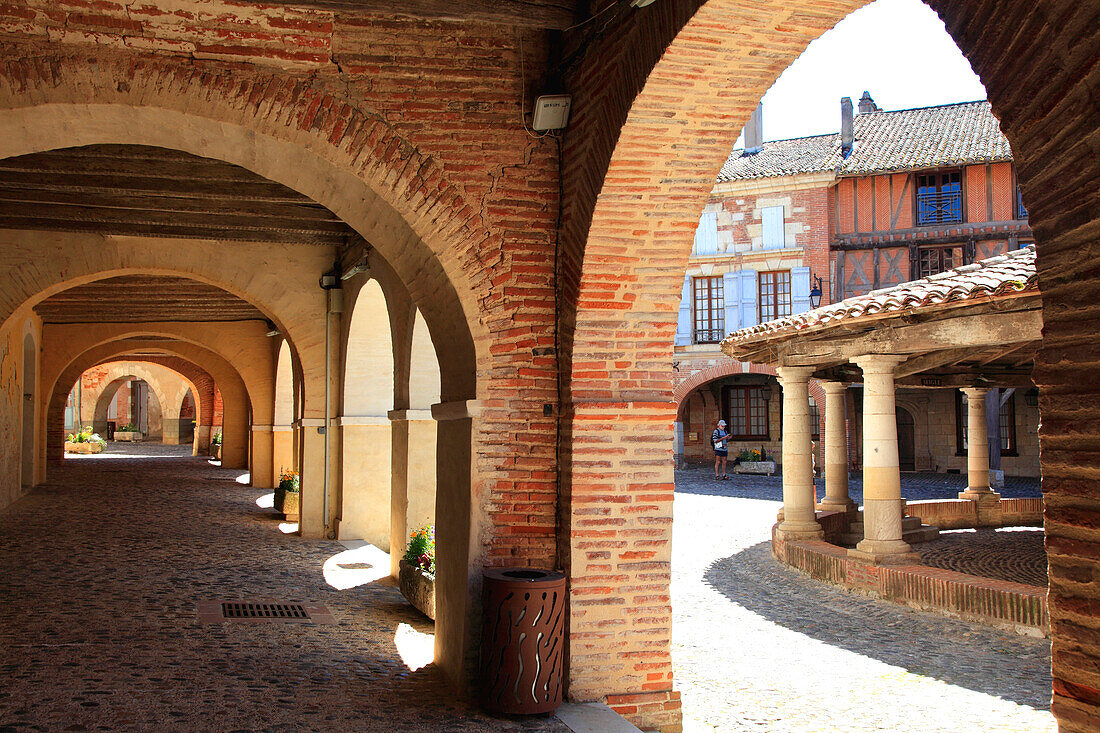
left=817, top=497, right=857, bottom=513
left=776, top=520, right=824, bottom=541
left=958, top=488, right=1001, bottom=502
left=849, top=538, right=919, bottom=565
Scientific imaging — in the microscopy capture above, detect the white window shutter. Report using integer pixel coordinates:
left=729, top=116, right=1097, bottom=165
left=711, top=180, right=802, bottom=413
left=675, top=274, right=692, bottom=346
left=723, top=271, right=741, bottom=334
left=739, top=270, right=758, bottom=328
left=694, top=211, right=719, bottom=256
left=762, top=206, right=785, bottom=249
left=791, top=266, right=811, bottom=314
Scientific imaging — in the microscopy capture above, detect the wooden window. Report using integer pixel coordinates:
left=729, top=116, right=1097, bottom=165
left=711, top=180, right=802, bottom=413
left=692, top=276, right=724, bottom=343
left=916, top=170, right=963, bottom=225
left=725, top=386, right=769, bottom=440
left=809, top=396, right=820, bottom=441
left=955, top=390, right=1018, bottom=456
left=762, top=206, right=785, bottom=249
left=917, top=245, right=961, bottom=278
left=758, top=270, right=791, bottom=322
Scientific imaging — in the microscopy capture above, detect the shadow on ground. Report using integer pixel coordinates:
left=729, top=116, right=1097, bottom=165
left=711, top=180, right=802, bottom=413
left=703, top=540, right=1052, bottom=710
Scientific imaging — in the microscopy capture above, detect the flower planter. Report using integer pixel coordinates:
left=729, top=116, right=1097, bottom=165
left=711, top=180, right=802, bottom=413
left=399, top=558, right=436, bottom=620
left=114, top=431, right=142, bottom=442
left=212, top=445, right=221, bottom=460
left=734, top=460, right=777, bottom=475
left=274, top=487, right=299, bottom=522
left=64, top=441, right=104, bottom=454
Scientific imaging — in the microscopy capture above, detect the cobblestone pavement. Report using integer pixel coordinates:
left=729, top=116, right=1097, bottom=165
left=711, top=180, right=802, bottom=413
left=672, top=465, right=1055, bottom=733
left=919, top=527, right=1048, bottom=587
left=0, top=445, right=566, bottom=732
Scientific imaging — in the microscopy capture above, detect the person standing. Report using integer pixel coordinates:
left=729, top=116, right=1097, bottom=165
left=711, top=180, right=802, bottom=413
left=712, top=419, right=730, bottom=480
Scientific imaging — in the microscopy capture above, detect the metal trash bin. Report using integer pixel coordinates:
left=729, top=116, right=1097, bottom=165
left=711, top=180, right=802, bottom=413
left=481, top=567, right=566, bottom=715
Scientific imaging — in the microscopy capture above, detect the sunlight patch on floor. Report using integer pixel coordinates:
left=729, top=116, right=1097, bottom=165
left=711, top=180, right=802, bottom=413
left=323, top=542, right=391, bottom=589
left=278, top=522, right=298, bottom=534
left=394, top=622, right=434, bottom=671
left=255, top=492, right=275, bottom=509
left=234, top=472, right=250, bottom=484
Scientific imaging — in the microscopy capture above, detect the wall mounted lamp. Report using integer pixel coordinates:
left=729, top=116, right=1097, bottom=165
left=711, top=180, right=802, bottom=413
left=809, top=275, right=823, bottom=309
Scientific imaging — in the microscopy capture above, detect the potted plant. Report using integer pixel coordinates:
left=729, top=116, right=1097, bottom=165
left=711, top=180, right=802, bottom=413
left=399, top=525, right=435, bottom=620
left=114, top=423, right=142, bottom=442
left=211, top=431, right=222, bottom=460
left=64, top=426, right=107, bottom=454
left=733, top=447, right=777, bottom=475
left=274, top=467, right=300, bottom=521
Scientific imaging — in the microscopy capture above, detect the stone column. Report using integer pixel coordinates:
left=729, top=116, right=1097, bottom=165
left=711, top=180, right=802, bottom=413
left=775, top=367, right=823, bottom=540
left=959, top=387, right=1002, bottom=509
left=272, top=424, right=293, bottom=480
left=819, top=381, right=855, bottom=512
left=336, top=416, right=392, bottom=547
left=387, top=408, right=437, bottom=577
left=850, top=355, right=918, bottom=564
left=250, top=425, right=274, bottom=489
left=298, top=417, right=327, bottom=538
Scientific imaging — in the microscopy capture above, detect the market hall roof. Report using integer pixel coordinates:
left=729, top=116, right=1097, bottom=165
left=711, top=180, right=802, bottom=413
left=717, top=101, right=1013, bottom=182
left=721, top=246, right=1041, bottom=387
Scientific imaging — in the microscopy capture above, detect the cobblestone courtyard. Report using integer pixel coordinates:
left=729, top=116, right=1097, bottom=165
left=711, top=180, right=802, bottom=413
left=0, top=445, right=564, bottom=732
left=672, top=465, right=1055, bottom=732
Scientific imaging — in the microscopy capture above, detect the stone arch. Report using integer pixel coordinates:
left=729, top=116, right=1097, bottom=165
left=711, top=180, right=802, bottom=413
left=674, top=361, right=776, bottom=409
left=90, top=375, right=168, bottom=438
left=83, top=362, right=198, bottom=444
left=20, top=328, right=36, bottom=489
left=405, top=309, right=441, bottom=537
left=337, top=280, right=395, bottom=546
left=272, top=340, right=296, bottom=483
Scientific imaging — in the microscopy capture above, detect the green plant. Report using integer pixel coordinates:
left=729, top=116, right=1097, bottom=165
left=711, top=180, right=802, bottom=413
left=117, top=424, right=138, bottom=432
left=211, top=431, right=222, bottom=446
left=67, top=426, right=106, bottom=447
left=738, top=448, right=768, bottom=462
left=278, top=468, right=299, bottom=493
left=403, top=525, right=435, bottom=578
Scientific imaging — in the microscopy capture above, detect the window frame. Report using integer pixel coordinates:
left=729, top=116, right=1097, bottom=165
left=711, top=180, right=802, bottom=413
left=691, top=275, right=724, bottom=344
left=916, top=244, right=963, bottom=278
left=723, top=385, right=770, bottom=441
left=955, top=390, right=1018, bottom=457
left=758, top=269, right=792, bottom=323
left=915, top=169, right=964, bottom=226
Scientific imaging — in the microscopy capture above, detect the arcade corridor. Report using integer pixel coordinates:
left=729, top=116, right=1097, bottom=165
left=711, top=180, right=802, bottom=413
left=0, top=447, right=564, bottom=732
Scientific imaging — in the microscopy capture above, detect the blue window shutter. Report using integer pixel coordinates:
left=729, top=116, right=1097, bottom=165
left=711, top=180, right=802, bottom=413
left=739, top=270, right=758, bottom=327
left=723, top=271, right=740, bottom=334
left=694, top=211, right=719, bottom=256
left=762, top=206, right=785, bottom=249
left=792, top=266, right=811, bottom=314
left=675, top=274, right=692, bottom=345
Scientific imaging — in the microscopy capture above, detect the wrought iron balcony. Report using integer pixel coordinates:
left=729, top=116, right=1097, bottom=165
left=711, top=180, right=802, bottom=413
left=916, top=190, right=963, bottom=225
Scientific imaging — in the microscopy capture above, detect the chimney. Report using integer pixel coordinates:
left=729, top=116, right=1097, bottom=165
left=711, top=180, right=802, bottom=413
left=858, top=91, right=879, bottom=114
left=743, top=103, right=763, bottom=154
left=840, top=96, right=854, bottom=158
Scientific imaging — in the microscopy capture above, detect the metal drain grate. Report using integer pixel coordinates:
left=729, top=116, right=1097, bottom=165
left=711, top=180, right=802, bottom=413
left=222, top=602, right=309, bottom=620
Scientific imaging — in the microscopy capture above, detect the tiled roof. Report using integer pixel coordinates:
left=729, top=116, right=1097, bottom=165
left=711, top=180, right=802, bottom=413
left=721, top=245, right=1037, bottom=349
left=717, top=101, right=1013, bottom=182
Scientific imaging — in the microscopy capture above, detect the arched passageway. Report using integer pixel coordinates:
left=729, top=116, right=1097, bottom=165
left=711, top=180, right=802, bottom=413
left=20, top=330, right=36, bottom=489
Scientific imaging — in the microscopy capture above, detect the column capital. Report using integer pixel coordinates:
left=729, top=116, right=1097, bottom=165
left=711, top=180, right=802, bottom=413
left=775, top=365, right=815, bottom=383
left=960, top=386, right=991, bottom=399
left=822, top=381, right=849, bottom=395
left=852, top=354, right=906, bottom=373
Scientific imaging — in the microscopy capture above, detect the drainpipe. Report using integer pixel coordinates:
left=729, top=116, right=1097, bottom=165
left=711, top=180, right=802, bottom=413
left=320, top=267, right=343, bottom=539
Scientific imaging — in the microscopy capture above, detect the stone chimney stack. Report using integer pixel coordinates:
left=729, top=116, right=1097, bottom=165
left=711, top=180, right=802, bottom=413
left=858, top=91, right=879, bottom=114
left=743, top=103, right=763, bottom=154
left=841, top=96, right=854, bottom=157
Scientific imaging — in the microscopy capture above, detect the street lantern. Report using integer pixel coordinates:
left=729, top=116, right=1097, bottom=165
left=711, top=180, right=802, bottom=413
left=809, top=275, right=823, bottom=309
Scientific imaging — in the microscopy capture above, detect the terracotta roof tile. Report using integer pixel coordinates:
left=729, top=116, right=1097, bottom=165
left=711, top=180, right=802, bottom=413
left=717, top=101, right=1012, bottom=182
left=721, top=245, right=1037, bottom=349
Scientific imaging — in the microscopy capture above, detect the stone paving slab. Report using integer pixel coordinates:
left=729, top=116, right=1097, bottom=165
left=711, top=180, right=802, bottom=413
left=0, top=446, right=566, bottom=732
left=672, top=468, right=1055, bottom=733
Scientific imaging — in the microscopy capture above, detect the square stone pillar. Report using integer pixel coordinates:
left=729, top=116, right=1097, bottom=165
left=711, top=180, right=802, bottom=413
left=819, top=381, right=856, bottom=513
left=849, top=355, right=919, bottom=564
left=775, top=366, right=824, bottom=540
left=336, top=416, right=392, bottom=547
left=250, top=424, right=274, bottom=489
left=272, top=424, right=293, bottom=481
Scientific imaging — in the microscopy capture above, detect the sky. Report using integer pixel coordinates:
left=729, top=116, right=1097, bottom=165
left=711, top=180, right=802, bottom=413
left=737, top=0, right=988, bottom=145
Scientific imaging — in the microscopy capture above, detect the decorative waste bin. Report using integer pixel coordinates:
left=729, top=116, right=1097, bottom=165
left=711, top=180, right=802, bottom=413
left=481, top=567, right=566, bottom=715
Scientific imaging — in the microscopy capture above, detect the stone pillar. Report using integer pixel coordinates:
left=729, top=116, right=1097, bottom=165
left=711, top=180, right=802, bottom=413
left=271, top=424, right=293, bottom=482
left=819, top=381, right=855, bottom=512
left=850, top=355, right=918, bottom=564
left=959, top=387, right=1001, bottom=500
left=298, top=418, right=327, bottom=538
left=775, top=367, right=823, bottom=540
left=336, top=416, right=392, bottom=547
left=387, top=408, right=437, bottom=576
left=250, top=425, right=274, bottom=489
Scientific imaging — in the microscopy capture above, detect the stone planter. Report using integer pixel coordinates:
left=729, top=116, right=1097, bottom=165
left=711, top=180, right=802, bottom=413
left=212, top=445, right=221, bottom=460
left=734, top=460, right=777, bottom=475
left=114, top=431, right=142, bottom=442
left=399, top=558, right=436, bottom=620
left=64, top=441, right=104, bottom=454
left=274, top=487, right=300, bottom=522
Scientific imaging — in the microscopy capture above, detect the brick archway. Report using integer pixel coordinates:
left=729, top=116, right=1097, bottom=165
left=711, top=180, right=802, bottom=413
left=561, top=0, right=1098, bottom=727
left=673, top=362, right=777, bottom=407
